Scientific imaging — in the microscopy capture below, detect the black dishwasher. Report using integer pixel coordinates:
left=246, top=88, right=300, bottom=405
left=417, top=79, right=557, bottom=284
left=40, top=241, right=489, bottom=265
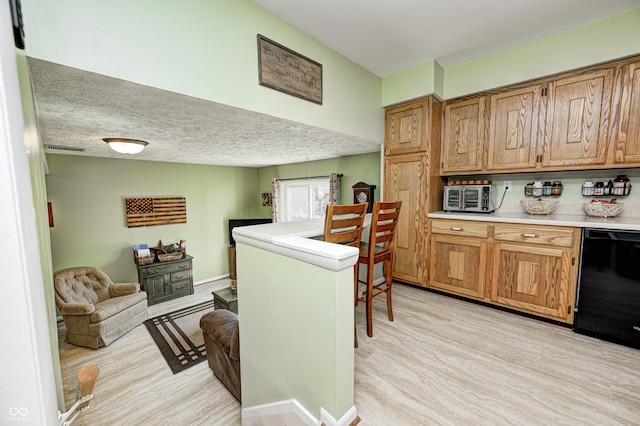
left=574, top=228, right=640, bottom=349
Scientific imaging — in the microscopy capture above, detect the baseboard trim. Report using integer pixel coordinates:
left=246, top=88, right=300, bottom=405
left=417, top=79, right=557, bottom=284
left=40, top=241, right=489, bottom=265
left=241, top=400, right=358, bottom=426
left=320, top=405, right=359, bottom=426
left=194, top=274, right=230, bottom=286
left=242, top=399, right=318, bottom=425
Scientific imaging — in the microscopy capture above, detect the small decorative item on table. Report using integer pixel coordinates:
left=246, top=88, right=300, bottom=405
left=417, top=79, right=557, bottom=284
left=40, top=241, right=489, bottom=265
left=153, top=239, right=186, bottom=262
left=133, top=243, right=155, bottom=265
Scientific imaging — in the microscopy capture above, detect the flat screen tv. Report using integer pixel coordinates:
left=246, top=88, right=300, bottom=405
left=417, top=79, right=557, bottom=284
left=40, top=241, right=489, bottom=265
left=228, top=218, right=272, bottom=246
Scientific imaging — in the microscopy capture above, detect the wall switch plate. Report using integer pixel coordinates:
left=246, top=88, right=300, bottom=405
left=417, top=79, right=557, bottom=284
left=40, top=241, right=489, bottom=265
left=504, top=181, right=512, bottom=192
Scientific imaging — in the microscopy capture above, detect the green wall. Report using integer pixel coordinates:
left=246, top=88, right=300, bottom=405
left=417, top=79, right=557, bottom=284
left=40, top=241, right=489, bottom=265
left=381, top=7, right=640, bottom=103
left=45, top=151, right=381, bottom=283
left=23, top=0, right=383, bottom=144
left=45, top=155, right=261, bottom=283
left=256, top=151, right=382, bottom=217
left=237, top=243, right=354, bottom=420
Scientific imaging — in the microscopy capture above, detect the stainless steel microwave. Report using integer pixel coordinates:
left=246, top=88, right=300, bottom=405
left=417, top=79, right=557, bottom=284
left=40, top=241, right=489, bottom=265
left=443, top=185, right=493, bottom=213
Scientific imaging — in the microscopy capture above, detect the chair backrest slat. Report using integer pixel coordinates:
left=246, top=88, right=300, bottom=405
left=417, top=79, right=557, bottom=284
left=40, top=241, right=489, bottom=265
left=367, top=201, right=402, bottom=256
left=323, top=203, right=368, bottom=247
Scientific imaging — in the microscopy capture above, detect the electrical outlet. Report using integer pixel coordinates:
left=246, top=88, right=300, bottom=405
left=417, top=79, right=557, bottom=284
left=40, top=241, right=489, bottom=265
left=504, top=181, right=512, bottom=192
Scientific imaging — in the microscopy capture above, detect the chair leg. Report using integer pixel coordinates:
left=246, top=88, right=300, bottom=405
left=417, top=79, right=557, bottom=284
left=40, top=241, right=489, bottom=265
left=366, top=261, right=375, bottom=337
left=385, top=260, right=394, bottom=322
left=353, top=264, right=359, bottom=348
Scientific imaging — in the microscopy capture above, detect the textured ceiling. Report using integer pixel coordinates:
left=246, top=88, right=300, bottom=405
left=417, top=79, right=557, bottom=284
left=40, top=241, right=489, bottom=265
left=29, top=59, right=381, bottom=168
left=255, top=0, right=640, bottom=77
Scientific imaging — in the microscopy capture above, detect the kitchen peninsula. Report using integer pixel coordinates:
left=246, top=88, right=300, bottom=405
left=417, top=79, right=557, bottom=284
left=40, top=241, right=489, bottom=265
left=232, top=219, right=359, bottom=426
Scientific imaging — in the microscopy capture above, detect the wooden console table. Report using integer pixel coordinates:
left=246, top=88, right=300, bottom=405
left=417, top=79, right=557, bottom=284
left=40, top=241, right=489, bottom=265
left=136, top=255, right=193, bottom=305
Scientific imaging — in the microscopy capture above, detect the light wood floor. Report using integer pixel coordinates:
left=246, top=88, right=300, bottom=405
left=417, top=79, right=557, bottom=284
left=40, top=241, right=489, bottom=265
left=58, top=279, right=640, bottom=425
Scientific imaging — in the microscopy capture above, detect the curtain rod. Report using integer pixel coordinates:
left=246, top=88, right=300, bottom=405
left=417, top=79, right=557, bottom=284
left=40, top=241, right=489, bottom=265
left=276, top=174, right=343, bottom=182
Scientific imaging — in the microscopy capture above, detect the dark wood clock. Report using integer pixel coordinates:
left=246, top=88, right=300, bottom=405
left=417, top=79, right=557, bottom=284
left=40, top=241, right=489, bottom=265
left=352, top=182, right=376, bottom=212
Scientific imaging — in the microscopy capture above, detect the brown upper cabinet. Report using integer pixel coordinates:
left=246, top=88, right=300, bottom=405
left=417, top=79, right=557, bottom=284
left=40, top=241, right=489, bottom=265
left=441, top=97, right=486, bottom=173
left=488, top=85, right=542, bottom=171
left=385, top=100, right=427, bottom=156
left=441, top=56, right=640, bottom=175
left=613, top=60, right=640, bottom=165
left=541, top=68, right=614, bottom=168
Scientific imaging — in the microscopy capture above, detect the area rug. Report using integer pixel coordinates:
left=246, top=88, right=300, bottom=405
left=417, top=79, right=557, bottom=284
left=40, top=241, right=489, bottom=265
left=144, top=300, right=216, bottom=374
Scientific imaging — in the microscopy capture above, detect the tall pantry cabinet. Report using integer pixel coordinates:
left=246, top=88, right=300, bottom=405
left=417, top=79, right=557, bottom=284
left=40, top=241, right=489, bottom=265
left=383, top=96, right=443, bottom=286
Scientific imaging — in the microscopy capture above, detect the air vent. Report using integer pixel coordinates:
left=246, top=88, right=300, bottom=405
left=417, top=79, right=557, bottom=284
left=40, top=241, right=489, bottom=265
left=44, top=144, right=85, bottom=152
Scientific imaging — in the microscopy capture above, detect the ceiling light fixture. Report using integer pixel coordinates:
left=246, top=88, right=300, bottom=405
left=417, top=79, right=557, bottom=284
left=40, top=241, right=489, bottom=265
left=103, top=138, right=148, bottom=154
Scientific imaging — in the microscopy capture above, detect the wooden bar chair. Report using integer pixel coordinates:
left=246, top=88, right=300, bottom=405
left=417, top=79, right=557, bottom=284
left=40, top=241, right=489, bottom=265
left=356, top=200, right=402, bottom=337
left=323, top=202, right=368, bottom=347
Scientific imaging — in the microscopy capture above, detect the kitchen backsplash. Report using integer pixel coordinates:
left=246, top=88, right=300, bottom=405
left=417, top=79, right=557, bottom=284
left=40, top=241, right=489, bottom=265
left=450, top=169, right=640, bottom=218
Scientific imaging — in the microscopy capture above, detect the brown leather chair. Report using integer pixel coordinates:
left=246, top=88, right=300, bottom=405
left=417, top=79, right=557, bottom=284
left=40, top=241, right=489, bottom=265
left=356, top=201, right=402, bottom=337
left=323, top=203, right=368, bottom=347
left=200, top=309, right=241, bottom=401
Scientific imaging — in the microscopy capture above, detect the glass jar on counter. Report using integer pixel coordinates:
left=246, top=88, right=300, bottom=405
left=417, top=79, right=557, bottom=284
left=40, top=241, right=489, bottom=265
left=532, top=181, right=543, bottom=197
left=551, top=181, right=563, bottom=196
left=594, top=182, right=605, bottom=196
left=543, top=181, right=552, bottom=196
left=582, top=181, right=594, bottom=196
left=524, top=182, right=534, bottom=196
left=605, top=180, right=614, bottom=196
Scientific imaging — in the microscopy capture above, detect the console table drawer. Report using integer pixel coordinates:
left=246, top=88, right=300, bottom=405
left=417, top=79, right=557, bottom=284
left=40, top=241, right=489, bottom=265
left=170, top=280, right=192, bottom=296
left=141, top=260, right=190, bottom=278
left=170, top=270, right=191, bottom=281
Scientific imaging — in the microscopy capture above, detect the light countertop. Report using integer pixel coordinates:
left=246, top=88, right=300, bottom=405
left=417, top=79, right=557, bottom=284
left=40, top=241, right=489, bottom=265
left=428, top=211, right=640, bottom=231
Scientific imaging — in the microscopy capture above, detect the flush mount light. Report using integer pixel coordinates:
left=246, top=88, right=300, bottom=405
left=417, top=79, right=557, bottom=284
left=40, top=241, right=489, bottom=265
left=103, top=138, right=148, bottom=154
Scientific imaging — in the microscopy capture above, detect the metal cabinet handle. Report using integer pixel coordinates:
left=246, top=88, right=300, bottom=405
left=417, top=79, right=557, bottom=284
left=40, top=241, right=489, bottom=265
left=522, top=233, right=537, bottom=238
left=451, top=227, right=463, bottom=231
left=178, top=263, right=188, bottom=268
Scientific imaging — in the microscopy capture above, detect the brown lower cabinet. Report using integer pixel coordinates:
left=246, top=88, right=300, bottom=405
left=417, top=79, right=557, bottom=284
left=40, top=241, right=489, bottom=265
left=429, top=219, right=580, bottom=324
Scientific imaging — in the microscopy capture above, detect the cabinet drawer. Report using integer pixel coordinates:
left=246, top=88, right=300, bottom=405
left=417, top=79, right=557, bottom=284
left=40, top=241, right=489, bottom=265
left=170, top=280, right=192, bottom=296
left=431, top=219, right=489, bottom=238
left=170, top=270, right=191, bottom=282
left=494, top=224, right=575, bottom=247
left=141, top=260, right=190, bottom=277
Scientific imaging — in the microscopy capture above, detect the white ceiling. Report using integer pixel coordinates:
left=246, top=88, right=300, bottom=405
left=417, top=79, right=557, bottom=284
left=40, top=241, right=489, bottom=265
left=33, top=1, right=640, bottom=167
left=255, top=0, right=640, bottom=77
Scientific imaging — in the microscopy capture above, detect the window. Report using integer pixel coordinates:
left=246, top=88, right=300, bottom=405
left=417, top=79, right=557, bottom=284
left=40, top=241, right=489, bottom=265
left=277, top=178, right=330, bottom=222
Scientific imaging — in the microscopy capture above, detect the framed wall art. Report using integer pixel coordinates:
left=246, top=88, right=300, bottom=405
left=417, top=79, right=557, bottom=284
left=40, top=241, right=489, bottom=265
left=257, top=34, right=322, bottom=104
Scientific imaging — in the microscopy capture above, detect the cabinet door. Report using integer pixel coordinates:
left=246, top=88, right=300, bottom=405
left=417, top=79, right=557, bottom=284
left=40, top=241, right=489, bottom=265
left=541, top=69, right=614, bottom=167
left=614, top=61, right=640, bottom=164
left=385, top=101, right=425, bottom=155
left=143, top=274, right=168, bottom=301
left=429, top=234, right=488, bottom=299
left=487, top=85, right=541, bottom=171
left=491, top=242, right=574, bottom=322
left=384, top=154, right=427, bottom=285
left=441, top=97, right=486, bottom=173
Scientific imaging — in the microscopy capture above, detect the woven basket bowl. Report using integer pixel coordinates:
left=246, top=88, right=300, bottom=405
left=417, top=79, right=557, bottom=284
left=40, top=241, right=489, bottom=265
left=582, top=202, right=624, bottom=217
left=520, top=199, right=560, bottom=215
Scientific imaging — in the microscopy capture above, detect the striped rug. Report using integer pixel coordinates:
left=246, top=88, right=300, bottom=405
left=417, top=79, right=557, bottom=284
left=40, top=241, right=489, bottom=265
left=144, top=300, right=216, bottom=374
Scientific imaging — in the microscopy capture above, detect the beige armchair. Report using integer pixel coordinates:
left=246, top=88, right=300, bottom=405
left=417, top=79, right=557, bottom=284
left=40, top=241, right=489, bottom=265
left=54, top=266, right=148, bottom=349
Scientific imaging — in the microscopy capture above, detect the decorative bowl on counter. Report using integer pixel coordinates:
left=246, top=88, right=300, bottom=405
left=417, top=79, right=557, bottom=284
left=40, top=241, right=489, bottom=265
left=520, top=199, right=560, bottom=215
left=582, top=201, right=624, bottom=217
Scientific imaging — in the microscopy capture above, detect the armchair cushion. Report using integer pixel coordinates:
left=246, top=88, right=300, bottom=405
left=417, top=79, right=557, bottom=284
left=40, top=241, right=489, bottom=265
left=59, top=303, right=95, bottom=316
left=109, top=283, right=141, bottom=297
left=90, top=291, right=148, bottom=322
